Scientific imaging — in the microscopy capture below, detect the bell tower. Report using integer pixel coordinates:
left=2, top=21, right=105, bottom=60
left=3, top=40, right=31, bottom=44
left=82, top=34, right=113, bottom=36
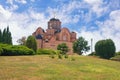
left=48, top=18, right=61, bottom=33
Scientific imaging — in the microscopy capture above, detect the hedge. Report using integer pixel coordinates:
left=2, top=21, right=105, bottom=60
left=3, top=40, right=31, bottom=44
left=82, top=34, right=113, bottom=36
left=0, top=44, right=35, bottom=56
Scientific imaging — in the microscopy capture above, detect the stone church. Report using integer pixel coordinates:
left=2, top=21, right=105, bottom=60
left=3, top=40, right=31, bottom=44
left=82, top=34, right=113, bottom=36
left=32, top=18, right=76, bottom=53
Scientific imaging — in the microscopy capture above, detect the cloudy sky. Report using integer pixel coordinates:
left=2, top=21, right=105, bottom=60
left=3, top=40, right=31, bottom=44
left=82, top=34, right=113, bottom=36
left=0, top=0, right=120, bottom=52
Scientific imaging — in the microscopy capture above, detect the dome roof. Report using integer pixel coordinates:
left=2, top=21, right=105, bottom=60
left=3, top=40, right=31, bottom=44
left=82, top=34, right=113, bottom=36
left=50, top=18, right=60, bottom=21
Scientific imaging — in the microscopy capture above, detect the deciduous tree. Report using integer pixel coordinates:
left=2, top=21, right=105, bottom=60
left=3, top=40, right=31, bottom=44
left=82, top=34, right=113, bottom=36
left=26, top=35, right=37, bottom=52
left=73, top=37, right=90, bottom=55
left=57, top=43, right=69, bottom=54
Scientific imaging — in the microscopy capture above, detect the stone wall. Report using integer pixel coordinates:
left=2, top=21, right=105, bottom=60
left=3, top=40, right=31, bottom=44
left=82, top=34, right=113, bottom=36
left=37, top=39, right=73, bottom=54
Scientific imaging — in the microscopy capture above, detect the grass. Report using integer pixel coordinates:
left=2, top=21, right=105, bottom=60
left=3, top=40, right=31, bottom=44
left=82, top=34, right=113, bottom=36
left=0, top=55, right=120, bottom=80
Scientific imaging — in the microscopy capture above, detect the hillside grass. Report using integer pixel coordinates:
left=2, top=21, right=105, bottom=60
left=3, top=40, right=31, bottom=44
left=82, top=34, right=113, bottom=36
left=0, top=55, right=120, bottom=80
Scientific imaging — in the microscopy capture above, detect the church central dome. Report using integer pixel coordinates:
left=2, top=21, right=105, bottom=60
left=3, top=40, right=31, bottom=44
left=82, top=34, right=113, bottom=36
left=50, top=18, right=60, bottom=21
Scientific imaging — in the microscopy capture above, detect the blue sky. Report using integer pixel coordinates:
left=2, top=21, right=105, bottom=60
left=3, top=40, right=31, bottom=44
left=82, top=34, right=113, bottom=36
left=0, top=0, right=120, bottom=52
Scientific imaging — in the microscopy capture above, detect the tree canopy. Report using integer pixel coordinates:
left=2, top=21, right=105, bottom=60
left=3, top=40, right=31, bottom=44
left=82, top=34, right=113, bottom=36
left=26, top=35, right=37, bottom=52
left=57, top=43, right=69, bottom=54
left=17, top=36, right=26, bottom=45
left=73, top=37, right=90, bottom=55
left=0, top=26, right=12, bottom=45
left=95, top=39, right=116, bottom=59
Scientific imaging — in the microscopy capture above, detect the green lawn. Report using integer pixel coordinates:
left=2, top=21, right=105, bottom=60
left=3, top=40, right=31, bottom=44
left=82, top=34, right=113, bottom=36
left=0, top=55, right=120, bottom=80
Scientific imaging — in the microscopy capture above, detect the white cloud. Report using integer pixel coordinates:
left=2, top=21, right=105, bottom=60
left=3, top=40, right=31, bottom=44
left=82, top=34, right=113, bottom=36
left=76, top=10, right=120, bottom=53
left=15, top=0, right=27, bottom=4
left=84, top=0, right=107, bottom=17
left=0, top=5, right=12, bottom=20
left=0, top=5, right=48, bottom=45
left=6, top=0, right=14, bottom=5
left=84, top=0, right=101, bottom=4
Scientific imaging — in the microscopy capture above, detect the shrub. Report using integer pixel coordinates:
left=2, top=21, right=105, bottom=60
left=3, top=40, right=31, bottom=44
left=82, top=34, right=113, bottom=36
left=64, top=54, right=68, bottom=58
left=49, top=53, right=55, bottom=59
left=37, top=49, right=56, bottom=55
left=58, top=54, right=62, bottom=59
left=0, top=44, right=35, bottom=56
left=95, top=39, right=116, bottom=59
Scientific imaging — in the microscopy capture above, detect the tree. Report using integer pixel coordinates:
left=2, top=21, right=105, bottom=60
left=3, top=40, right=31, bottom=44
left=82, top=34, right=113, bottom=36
left=95, top=39, right=116, bottom=59
left=73, top=37, right=90, bottom=55
left=2, top=28, right=7, bottom=44
left=0, top=46, right=3, bottom=55
left=0, top=30, right=2, bottom=43
left=57, top=43, right=69, bottom=54
left=26, top=35, right=37, bottom=52
left=17, top=36, right=26, bottom=45
left=0, top=26, right=12, bottom=44
left=6, top=26, right=12, bottom=44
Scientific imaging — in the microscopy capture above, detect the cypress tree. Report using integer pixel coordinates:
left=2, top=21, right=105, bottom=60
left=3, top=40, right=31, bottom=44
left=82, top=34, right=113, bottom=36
left=1, top=26, right=12, bottom=45
left=6, top=26, right=12, bottom=44
left=2, top=28, right=7, bottom=44
left=0, top=30, right=2, bottom=43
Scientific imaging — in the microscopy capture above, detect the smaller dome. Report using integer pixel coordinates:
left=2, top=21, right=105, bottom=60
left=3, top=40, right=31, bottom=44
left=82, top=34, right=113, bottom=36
left=50, top=18, right=60, bottom=21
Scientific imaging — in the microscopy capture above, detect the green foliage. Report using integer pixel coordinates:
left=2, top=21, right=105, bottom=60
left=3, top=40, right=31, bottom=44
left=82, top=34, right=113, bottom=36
left=73, top=37, right=90, bottom=55
left=0, top=46, right=3, bottom=55
left=95, top=39, right=116, bottom=59
left=58, top=53, right=62, bottom=59
left=0, top=30, right=2, bottom=43
left=0, top=44, right=35, bottom=56
left=0, top=26, right=12, bottom=44
left=57, top=43, right=69, bottom=54
left=49, top=53, right=55, bottom=59
left=37, top=48, right=56, bottom=55
left=26, top=35, right=37, bottom=52
left=116, top=51, right=120, bottom=55
left=64, top=54, right=68, bottom=58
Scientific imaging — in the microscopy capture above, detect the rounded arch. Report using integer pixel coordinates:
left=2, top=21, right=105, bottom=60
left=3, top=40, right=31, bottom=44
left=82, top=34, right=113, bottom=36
left=59, top=28, right=71, bottom=41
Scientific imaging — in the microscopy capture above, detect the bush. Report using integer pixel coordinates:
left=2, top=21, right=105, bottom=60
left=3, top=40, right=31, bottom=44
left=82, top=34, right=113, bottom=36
left=0, top=44, right=35, bottom=56
left=64, top=54, right=68, bottom=58
left=58, top=54, right=62, bottom=59
left=49, top=53, right=55, bottom=59
left=37, top=49, right=56, bottom=55
left=95, top=39, right=116, bottom=59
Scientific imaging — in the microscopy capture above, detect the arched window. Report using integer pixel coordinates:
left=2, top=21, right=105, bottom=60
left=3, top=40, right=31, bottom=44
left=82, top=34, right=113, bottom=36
left=63, top=35, right=67, bottom=41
